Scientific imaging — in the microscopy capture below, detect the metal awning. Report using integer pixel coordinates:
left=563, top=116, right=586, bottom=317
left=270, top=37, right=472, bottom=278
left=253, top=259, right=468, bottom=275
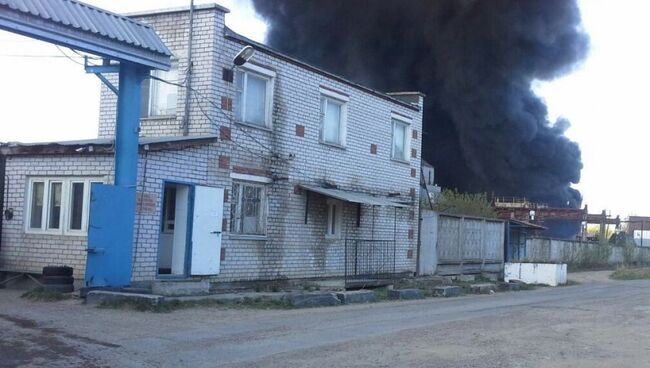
left=509, top=219, right=547, bottom=230
left=0, top=0, right=172, bottom=69
left=299, top=184, right=411, bottom=208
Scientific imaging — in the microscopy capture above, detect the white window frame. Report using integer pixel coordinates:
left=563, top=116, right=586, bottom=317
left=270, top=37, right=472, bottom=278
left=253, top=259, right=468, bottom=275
left=391, top=113, right=412, bottom=162
left=319, top=88, right=349, bottom=147
left=230, top=181, right=268, bottom=236
left=25, top=177, right=104, bottom=236
left=325, top=198, right=343, bottom=239
left=235, top=64, right=275, bottom=129
left=146, top=62, right=179, bottom=118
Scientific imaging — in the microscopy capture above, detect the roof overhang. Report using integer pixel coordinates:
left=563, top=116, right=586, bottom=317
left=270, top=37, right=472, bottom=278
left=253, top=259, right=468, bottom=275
left=299, top=184, right=411, bottom=208
left=508, top=219, right=547, bottom=230
left=0, top=135, right=218, bottom=155
left=0, top=0, right=172, bottom=70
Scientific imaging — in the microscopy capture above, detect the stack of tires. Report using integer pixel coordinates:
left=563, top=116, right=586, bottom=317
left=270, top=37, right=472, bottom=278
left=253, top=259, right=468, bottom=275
left=42, top=266, right=74, bottom=293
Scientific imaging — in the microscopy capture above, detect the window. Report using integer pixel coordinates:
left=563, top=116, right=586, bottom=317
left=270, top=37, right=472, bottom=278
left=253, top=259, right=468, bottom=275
left=235, top=65, right=274, bottom=128
left=326, top=199, right=343, bottom=238
left=230, top=182, right=267, bottom=235
left=26, top=177, right=103, bottom=235
left=142, top=63, right=178, bottom=117
left=391, top=118, right=410, bottom=161
left=320, top=96, right=347, bottom=146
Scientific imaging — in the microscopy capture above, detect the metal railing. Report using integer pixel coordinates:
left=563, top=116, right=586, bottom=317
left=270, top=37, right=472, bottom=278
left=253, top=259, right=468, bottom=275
left=344, top=239, right=396, bottom=286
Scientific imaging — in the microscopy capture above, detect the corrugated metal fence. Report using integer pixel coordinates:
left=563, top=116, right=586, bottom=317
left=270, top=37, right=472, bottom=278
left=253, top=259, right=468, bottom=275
left=430, top=212, right=505, bottom=275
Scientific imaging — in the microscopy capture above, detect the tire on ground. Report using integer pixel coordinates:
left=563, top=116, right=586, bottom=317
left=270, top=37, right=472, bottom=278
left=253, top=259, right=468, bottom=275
left=44, top=284, right=74, bottom=293
left=42, top=276, right=74, bottom=285
left=42, top=266, right=73, bottom=277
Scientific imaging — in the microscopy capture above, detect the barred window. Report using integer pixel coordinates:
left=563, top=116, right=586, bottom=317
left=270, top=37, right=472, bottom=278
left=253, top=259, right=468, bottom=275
left=230, top=182, right=267, bottom=235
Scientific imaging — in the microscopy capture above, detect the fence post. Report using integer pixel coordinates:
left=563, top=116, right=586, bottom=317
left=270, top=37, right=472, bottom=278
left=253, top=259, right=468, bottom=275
left=459, top=216, right=465, bottom=274
left=480, top=219, right=486, bottom=272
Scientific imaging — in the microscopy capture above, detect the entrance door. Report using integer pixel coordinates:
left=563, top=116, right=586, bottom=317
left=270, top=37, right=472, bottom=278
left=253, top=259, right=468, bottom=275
left=158, top=183, right=190, bottom=276
left=190, top=185, right=224, bottom=275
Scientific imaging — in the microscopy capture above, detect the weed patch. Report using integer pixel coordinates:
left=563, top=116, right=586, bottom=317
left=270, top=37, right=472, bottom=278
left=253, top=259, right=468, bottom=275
left=97, top=296, right=293, bottom=313
left=610, top=267, right=650, bottom=280
left=21, top=287, right=73, bottom=302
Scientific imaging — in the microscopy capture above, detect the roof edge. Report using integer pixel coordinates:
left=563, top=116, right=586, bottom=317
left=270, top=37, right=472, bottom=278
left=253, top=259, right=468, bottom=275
left=125, top=3, right=229, bottom=17
left=224, top=27, right=421, bottom=112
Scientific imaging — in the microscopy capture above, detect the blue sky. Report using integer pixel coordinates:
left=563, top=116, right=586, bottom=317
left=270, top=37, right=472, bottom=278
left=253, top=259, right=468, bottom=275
left=0, top=0, right=646, bottom=218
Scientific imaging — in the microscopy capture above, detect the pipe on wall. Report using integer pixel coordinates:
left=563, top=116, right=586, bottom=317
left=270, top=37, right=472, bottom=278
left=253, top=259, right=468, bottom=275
left=181, top=0, right=195, bottom=136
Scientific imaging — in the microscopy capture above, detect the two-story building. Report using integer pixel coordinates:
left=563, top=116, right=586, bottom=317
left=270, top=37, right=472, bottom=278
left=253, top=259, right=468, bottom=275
left=0, top=4, right=424, bottom=288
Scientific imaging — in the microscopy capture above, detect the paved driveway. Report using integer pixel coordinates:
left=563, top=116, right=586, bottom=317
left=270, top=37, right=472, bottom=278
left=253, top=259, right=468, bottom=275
left=2, top=271, right=650, bottom=367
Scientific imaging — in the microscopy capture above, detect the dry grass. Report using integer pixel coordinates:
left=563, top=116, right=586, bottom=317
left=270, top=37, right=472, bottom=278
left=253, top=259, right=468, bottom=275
left=610, top=267, right=650, bottom=280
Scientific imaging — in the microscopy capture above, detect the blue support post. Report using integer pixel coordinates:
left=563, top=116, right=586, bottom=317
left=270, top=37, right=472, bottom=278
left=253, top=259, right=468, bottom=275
left=115, top=62, right=147, bottom=187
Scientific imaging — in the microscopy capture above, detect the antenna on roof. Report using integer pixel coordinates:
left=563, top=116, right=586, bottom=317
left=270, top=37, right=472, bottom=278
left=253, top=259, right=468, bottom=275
left=233, top=45, right=255, bottom=66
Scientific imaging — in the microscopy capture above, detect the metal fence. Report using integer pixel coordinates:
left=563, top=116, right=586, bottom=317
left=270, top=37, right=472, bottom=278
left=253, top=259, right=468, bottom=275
left=435, top=213, right=505, bottom=275
left=344, top=239, right=396, bottom=287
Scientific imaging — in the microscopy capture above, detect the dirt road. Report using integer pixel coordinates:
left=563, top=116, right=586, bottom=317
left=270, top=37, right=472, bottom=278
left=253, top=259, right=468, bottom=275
left=2, top=271, right=650, bottom=367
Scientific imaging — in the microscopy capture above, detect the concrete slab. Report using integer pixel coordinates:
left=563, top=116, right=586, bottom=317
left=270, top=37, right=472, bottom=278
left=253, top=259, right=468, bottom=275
left=457, top=275, right=476, bottom=282
left=470, top=283, right=497, bottom=294
left=505, top=262, right=567, bottom=286
left=86, top=291, right=164, bottom=306
left=336, top=290, right=377, bottom=304
left=388, top=288, right=424, bottom=300
left=288, top=292, right=341, bottom=308
left=167, top=292, right=286, bottom=304
left=152, top=280, right=210, bottom=296
left=433, top=286, right=462, bottom=297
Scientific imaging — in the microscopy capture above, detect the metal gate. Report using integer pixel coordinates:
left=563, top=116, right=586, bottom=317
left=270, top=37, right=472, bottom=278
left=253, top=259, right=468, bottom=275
left=344, top=238, right=396, bottom=287
left=85, top=184, right=136, bottom=287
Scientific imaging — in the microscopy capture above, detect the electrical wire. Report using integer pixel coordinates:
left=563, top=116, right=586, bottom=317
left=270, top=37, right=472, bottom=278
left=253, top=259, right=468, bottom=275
left=149, top=75, right=280, bottom=159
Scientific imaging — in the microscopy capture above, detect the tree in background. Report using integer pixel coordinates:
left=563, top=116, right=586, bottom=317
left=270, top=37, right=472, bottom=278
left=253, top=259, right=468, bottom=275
left=430, top=189, right=497, bottom=218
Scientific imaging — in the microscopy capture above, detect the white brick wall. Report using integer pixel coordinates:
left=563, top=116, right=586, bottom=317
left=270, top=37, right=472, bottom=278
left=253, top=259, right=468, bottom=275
left=1, top=6, right=424, bottom=283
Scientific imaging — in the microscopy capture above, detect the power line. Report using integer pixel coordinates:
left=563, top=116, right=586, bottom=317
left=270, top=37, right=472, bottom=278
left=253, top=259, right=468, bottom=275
left=148, top=75, right=280, bottom=158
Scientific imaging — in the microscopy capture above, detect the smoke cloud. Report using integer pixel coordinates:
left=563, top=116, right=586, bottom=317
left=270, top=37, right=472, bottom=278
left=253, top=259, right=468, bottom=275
left=252, top=1, right=588, bottom=211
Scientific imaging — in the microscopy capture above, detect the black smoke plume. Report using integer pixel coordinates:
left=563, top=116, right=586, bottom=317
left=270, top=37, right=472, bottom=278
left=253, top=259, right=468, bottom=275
left=253, top=0, right=588, bottom=235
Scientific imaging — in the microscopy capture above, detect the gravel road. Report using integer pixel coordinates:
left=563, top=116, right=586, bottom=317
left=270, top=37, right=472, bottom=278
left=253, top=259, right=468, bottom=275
left=2, top=271, right=649, bottom=368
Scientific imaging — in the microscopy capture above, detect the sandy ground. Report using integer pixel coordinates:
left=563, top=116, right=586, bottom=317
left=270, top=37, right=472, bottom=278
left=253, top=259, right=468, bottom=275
left=2, top=270, right=650, bottom=368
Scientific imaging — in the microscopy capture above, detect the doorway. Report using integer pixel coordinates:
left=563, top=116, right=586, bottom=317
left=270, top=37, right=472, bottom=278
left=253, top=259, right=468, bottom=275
left=158, top=183, right=190, bottom=276
left=157, top=183, right=225, bottom=277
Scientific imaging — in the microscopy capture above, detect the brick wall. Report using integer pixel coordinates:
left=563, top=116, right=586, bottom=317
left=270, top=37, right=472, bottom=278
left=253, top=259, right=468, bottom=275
left=0, top=155, right=114, bottom=279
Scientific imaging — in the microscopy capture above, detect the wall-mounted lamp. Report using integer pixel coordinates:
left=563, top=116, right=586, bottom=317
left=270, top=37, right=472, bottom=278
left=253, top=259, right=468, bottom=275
left=233, top=45, right=255, bottom=66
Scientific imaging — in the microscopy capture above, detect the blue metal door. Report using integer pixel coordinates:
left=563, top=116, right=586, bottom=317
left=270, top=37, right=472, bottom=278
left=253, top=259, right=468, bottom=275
left=85, top=183, right=136, bottom=287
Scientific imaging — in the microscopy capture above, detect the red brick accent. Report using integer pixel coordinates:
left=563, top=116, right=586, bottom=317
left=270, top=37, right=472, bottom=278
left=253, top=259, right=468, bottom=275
left=220, top=96, right=232, bottom=111
left=409, top=210, right=415, bottom=220
left=410, top=168, right=416, bottom=177
left=412, top=130, right=418, bottom=139
left=222, top=68, right=234, bottom=83
left=293, top=185, right=303, bottom=195
left=224, top=188, right=229, bottom=203
left=295, top=124, right=305, bottom=137
left=411, top=148, right=417, bottom=158
left=220, top=247, right=226, bottom=261
left=370, top=144, right=377, bottom=154
left=135, top=192, right=157, bottom=214
left=408, top=229, right=414, bottom=240
left=232, top=165, right=268, bottom=177
left=409, top=188, right=416, bottom=198
left=218, top=155, right=230, bottom=169
left=407, top=249, right=414, bottom=259
left=222, top=218, right=228, bottom=232
left=220, top=126, right=231, bottom=141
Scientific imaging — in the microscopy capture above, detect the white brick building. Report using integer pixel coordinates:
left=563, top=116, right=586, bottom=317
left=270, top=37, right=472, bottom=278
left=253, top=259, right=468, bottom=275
left=0, top=4, right=424, bottom=286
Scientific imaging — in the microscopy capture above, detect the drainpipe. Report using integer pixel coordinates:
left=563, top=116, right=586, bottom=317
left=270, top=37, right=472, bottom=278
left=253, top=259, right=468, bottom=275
left=181, top=0, right=195, bottom=136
